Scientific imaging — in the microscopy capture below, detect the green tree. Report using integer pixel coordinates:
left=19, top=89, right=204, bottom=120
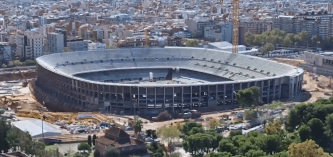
left=106, top=45, right=117, bottom=49
left=185, top=39, right=199, bottom=47
left=133, top=116, right=143, bottom=136
left=64, top=47, right=72, bottom=52
left=183, top=133, right=216, bottom=155
left=287, top=109, right=299, bottom=131
left=236, top=86, right=261, bottom=109
left=298, top=125, right=311, bottom=142
left=262, top=43, right=275, bottom=55
left=288, top=140, right=330, bottom=157
left=105, top=146, right=120, bottom=157
left=264, top=134, right=281, bottom=155
left=299, top=31, right=308, bottom=41
left=189, top=127, right=205, bottom=135
left=245, top=32, right=255, bottom=46
left=325, top=113, right=333, bottom=136
left=219, top=139, right=236, bottom=155
left=157, top=125, right=181, bottom=147
left=283, top=36, right=293, bottom=47
left=182, top=121, right=202, bottom=136
left=268, top=151, right=289, bottom=157
left=209, top=119, right=220, bottom=129
left=77, top=143, right=91, bottom=153
left=245, top=149, right=265, bottom=157
left=88, top=135, right=92, bottom=147
left=205, top=152, right=233, bottom=157
left=265, top=121, right=282, bottom=135
left=0, top=118, right=11, bottom=152
left=307, top=118, right=325, bottom=141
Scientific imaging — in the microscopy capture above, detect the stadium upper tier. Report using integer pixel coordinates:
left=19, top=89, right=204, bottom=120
left=36, top=47, right=301, bottom=86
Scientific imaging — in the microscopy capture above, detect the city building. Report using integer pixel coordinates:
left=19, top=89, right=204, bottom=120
left=88, top=42, right=106, bottom=51
left=47, top=33, right=64, bottom=54
left=0, top=42, right=12, bottom=63
left=95, top=127, right=146, bottom=157
left=66, top=39, right=88, bottom=52
left=16, top=32, right=44, bottom=61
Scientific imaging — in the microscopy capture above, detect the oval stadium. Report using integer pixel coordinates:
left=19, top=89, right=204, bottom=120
left=35, top=47, right=303, bottom=114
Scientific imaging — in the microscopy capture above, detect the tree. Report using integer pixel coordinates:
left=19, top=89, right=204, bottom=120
left=236, top=86, right=261, bottom=109
left=205, top=152, right=233, bottom=157
left=287, top=109, right=299, bottom=131
left=92, top=134, right=97, bottom=145
left=93, top=150, right=100, bottom=157
left=133, top=116, right=143, bottom=137
left=158, top=125, right=181, bottom=147
left=262, top=43, right=275, bottom=55
left=77, top=143, right=91, bottom=153
left=88, top=135, right=92, bottom=147
left=189, top=127, right=205, bottom=135
left=283, top=36, right=293, bottom=47
left=64, top=47, right=72, bottom=52
left=182, top=121, right=202, bottom=136
left=288, top=140, right=330, bottom=157
left=307, top=118, right=325, bottom=141
left=219, top=139, right=236, bottom=155
left=0, top=118, right=11, bottom=152
left=209, top=119, right=220, bottom=129
left=325, top=113, right=333, bottom=136
left=106, top=45, right=117, bottom=49
left=245, top=32, right=255, bottom=46
left=183, top=133, right=216, bottom=155
left=245, top=149, right=266, bottom=157
left=185, top=39, right=199, bottom=47
left=298, top=125, right=311, bottom=142
left=265, top=121, right=282, bottom=135
left=105, top=146, right=120, bottom=157
left=264, top=134, right=281, bottom=155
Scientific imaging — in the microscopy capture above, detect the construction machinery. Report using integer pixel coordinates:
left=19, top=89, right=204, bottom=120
left=232, top=0, right=240, bottom=53
left=145, top=29, right=149, bottom=48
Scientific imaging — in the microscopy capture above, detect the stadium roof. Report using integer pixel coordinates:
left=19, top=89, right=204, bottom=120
left=36, top=47, right=302, bottom=86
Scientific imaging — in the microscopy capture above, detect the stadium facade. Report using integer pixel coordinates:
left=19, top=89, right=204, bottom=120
left=35, top=47, right=303, bottom=114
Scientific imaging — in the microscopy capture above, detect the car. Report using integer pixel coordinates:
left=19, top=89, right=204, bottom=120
left=125, top=126, right=133, bottom=131
left=145, top=137, right=153, bottom=142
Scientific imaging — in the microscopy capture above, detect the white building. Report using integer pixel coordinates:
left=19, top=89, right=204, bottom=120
left=47, top=33, right=64, bottom=54
left=16, top=32, right=44, bottom=60
left=88, top=42, right=106, bottom=51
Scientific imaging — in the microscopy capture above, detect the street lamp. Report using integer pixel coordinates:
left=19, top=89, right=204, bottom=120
left=40, top=103, right=46, bottom=143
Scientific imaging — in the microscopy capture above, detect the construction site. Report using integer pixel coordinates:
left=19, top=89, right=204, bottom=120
left=0, top=57, right=332, bottom=145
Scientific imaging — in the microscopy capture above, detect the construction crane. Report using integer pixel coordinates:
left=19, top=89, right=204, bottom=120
left=145, top=29, right=149, bottom=48
left=232, top=0, right=240, bottom=53
left=220, top=0, right=223, bottom=14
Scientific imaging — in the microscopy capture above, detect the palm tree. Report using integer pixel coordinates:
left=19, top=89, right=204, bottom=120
left=133, top=116, right=143, bottom=137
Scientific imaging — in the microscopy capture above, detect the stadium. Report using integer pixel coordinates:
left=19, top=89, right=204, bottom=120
left=35, top=47, right=303, bottom=114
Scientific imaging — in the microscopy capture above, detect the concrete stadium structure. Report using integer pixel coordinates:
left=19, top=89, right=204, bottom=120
left=35, top=47, right=304, bottom=114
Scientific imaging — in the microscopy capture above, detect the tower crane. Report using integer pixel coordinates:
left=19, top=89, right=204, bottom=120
left=145, top=29, right=149, bottom=48
left=232, top=0, right=240, bottom=53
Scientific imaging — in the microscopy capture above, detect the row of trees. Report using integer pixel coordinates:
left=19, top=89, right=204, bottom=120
left=245, top=29, right=309, bottom=54
left=287, top=97, right=333, bottom=149
left=180, top=98, right=333, bottom=156
left=1, top=60, right=36, bottom=68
